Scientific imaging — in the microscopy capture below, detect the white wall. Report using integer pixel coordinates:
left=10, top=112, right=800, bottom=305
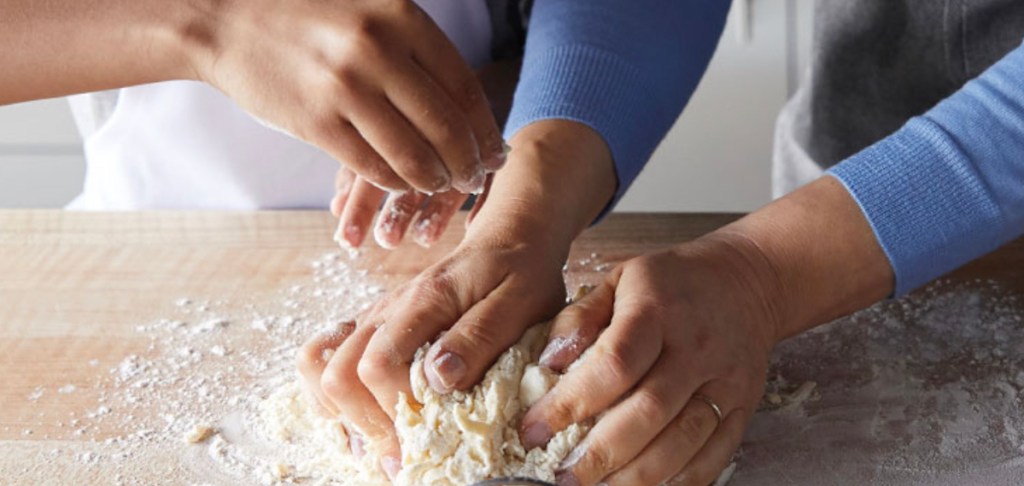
left=0, top=0, right=813, bottom=211
left=618, top=0, right=815, bottom=212
left=0, top=98, right=86, bottom=208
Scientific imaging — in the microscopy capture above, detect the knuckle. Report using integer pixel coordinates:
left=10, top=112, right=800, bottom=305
left=673, top=410, right=710, bottom=445
left=295, top=340, right=325, bottom=376
left=630, top=388, right=673, bottom=425
left=559, top=300, right=604, bottom=330
left=331, top=64, right=362, bottom=90
left=356, top=350, right=395, bottom=384
left=595, top=342, right=639, bottom=384
left=320, top=369, right=357, bottom=402
left=547, top=394, right=587, bottom=426
left=349, top=14, right=389, bottom=43
left=456, top=320, right=502, bottom=352
left=582, top=438, right=617, bottom=476
left=559, top=304, right=593, bottom=324
left=408, top=271, right=459, bottom=308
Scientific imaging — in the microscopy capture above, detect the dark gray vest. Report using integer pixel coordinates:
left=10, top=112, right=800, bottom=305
left=803, top=0, right=1024, bottom=168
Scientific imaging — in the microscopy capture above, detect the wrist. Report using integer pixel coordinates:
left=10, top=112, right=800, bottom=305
left=712, top=177, right=894, bottom=341
left=466, top=120, right=617, bottom=258
left=170, top=0, right=234, bottom=82
left=680, top=232, right=789, bottom=350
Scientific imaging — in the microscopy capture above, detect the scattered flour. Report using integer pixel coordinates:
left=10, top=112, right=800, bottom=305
left=735, top=279, right=1024, bottom=485
left=19, top=246, right=1024, bottom=486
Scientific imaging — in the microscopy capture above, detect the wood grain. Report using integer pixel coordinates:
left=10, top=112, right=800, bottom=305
left=2, top=210, right=1022, bottom=484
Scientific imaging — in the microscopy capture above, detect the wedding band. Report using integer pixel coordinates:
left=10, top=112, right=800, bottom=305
left=692, top=394, right=723, bottom=426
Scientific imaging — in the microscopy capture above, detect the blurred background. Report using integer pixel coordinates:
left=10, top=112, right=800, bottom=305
left=0, top=0, right=814, bottom=212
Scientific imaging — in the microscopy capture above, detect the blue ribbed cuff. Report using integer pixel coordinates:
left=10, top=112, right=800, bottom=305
left=828, top=117, right=1006, bottom=296
left=504, top=44, right=678, bottom=221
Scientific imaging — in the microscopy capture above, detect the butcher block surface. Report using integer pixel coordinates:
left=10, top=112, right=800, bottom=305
left=3, top=210, right=1024, bottom=485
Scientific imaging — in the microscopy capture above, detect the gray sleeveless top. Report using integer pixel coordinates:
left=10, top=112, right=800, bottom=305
left=773, top=0, right=1024, bottom=197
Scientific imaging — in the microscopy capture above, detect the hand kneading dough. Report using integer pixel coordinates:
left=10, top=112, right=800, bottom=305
left=394, top=323, right=589, bottom=485
left=259, top=323, right=589, bottom=485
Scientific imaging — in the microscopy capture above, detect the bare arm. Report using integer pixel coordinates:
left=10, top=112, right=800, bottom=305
left=0, top=0, right=505, bottom=196
left=0, top=0, right=200, bottom=103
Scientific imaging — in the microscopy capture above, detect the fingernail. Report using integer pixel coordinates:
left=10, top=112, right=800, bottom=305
left=412, top=209, right=445, bottom=248
left=521, top=421, right=552, bottom=450
left=381, top=455, right=401, bottom=480
left=453, top=167, right=486, bottom=195
left=539, top=337, right=567, bottom=367
left=426, top=351, right=465, bottom=393
left=555, top=471, right=581, bottom=486
left=374, top=218, right=399, bottom=250
left=349, top=432, right=365, bottom=459
left=431, top=172, right=452, bottom=194
left=335, top=222, right=362, bottom=248
left=343, top=223, right=363, bottom=248
left=412, top=218, right=435, bottom=248
left=539, top=335, right=581, bottom=371
left=468, top=168, right=486, bottom=194
left=483, top=144, right=510, bottom=171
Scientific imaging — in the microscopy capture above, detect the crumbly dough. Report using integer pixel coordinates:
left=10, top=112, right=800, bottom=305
left=259, top=323, right=588, bottom=485
left=395, top=323, right=588, bottom=485
left=184, top=424, right=217, bottom=444
left=259, top=381, right=388, bottom=484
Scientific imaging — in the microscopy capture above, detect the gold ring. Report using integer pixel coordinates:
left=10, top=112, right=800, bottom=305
left=692, top=394, right=723, bottom=426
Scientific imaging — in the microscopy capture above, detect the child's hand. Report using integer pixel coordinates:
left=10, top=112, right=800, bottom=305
left=330, top=167, right=484, bottom=249
left=190, top=0, right=506, bottom=195
left=326, top=58, right=519, bottom=249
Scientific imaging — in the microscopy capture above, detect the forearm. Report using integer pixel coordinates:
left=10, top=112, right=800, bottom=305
left=826, top=44, right=1024, bottom=296
left=504, top=0, right=730, bottom=214
left=0, top=0, right=211, bottom=104
left=467, top=120, right=616, bottom=259
left=706, top=177, right=894, bottom=342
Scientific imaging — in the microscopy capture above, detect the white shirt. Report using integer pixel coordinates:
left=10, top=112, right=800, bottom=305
left=67, top=1, right=493, bottom=210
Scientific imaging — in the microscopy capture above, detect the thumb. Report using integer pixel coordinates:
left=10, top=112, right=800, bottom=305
left=423, top=273, right=565, bottom=394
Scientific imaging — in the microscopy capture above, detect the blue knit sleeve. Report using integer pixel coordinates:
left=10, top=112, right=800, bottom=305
left=829, top=43, right=1024, bottom=296
left=503, top=0, right=731, bottom=217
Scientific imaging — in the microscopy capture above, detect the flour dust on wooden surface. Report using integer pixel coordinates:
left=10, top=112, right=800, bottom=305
left=10, top=247, right=1024, bottom=485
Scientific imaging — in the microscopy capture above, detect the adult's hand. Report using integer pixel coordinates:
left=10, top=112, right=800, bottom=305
left=1, top=0, right=505, bottom=194
left=297, top=120, right=618, bottom=479
left=520, top=238, right=779, bottom=485
left=298, top=220, right=568, bottom=477
left=194, top=0, right=505, bottom=194
left=521, top=177, right=895, bottom=485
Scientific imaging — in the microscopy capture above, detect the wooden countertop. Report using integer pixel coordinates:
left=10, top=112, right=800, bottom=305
left=2, top=210, right=1024, bottom=485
